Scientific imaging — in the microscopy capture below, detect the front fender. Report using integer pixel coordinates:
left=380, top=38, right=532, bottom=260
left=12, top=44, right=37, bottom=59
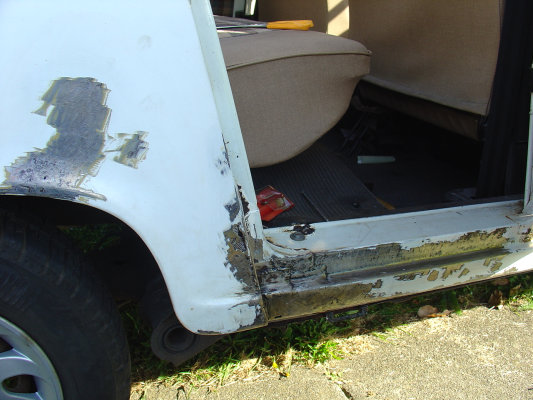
left=0, top=0, right=266, bottom=334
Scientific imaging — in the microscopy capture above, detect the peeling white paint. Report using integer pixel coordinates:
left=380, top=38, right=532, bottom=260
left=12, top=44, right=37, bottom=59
left=265, top=201, right=526, bottom=255
left=368, top=247, right=533, bottom=302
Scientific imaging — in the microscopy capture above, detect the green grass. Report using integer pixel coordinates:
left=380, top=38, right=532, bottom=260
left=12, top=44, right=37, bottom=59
left=507, top=273, right=533, bottom=311
left=125, top=306, right=347, bottom=390
left=59, top=223, right=122, bottom=253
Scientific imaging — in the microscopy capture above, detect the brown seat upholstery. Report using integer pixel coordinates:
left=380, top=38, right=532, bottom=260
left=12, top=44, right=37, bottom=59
left=217, top=17, right=370, bottom=167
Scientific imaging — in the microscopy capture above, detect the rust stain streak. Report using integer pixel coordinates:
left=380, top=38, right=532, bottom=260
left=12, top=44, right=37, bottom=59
left=427, top=270, right=439, bottom=281
left=458, top=267, right=470, bottom=278
left=260, top=228, right=510, bottom=321
left=442, top=263, right=464, bottom=279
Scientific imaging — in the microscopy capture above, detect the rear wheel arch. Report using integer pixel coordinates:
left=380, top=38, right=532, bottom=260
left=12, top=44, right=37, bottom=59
left=0, top=195, right=227, bottom=368
left=0, top=195, right=169, bottom=302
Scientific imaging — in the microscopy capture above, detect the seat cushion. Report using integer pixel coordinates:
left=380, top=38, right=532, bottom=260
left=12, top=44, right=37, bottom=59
left=217, top=18, right=371, bottom=167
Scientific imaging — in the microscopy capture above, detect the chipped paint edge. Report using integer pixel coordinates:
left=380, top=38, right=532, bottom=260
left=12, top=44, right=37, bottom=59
left=260, top=221, right=533, bottom=322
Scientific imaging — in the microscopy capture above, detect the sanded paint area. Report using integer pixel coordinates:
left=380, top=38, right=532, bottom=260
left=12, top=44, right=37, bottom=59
left=0, top=77, right=148, bottom=201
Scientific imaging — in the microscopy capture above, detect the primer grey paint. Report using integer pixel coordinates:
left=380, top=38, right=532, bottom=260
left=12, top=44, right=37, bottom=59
left=108, top=132, right=149, bottom=169
left=1, top=77, right=148, bottom=200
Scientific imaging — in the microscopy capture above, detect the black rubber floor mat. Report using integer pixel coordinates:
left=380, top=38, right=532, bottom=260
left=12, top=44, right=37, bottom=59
left=251, top=142, right=385, bottom=227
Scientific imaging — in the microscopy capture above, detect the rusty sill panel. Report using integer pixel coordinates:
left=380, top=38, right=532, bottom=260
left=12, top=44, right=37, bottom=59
left=258, top=202, right=533, bottom=322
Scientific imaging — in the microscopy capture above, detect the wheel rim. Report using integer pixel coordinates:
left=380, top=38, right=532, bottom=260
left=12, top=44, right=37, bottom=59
left=0, top=315, right=63, bottom=400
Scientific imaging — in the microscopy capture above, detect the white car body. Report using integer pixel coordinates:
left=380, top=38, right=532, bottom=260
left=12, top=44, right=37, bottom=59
left=0, top=0, right=532, bottom=336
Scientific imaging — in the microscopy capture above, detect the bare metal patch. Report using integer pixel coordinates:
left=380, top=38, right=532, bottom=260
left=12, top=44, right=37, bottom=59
left=0, top=77, right=149, bottom=200
left=221, top=189, right=266, bottom=328
left=224, top=196, right=241, bottom=223
left=216, top=150, right=231, bottom=176
left=107, top=132, right=149, bottom=169
left=222, top=223, right=266, bottom=327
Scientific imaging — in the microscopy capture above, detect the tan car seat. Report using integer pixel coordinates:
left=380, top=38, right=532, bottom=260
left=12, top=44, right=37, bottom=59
left=258, top=0, right=504, bottom=139
left=348, top=0, right=504, bottom=139
left=217, top=17, right=370, bottom=167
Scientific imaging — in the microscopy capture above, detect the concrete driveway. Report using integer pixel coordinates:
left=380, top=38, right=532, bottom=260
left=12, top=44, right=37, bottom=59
left=132, top=306, right=533, bottom=400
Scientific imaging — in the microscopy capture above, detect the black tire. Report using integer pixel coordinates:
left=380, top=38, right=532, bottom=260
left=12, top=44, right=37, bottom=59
left=0, top=210, right=131, bottom=400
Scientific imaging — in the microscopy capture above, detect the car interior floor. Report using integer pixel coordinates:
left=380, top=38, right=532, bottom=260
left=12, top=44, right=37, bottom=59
left=252, top=105, right=485, bottom=228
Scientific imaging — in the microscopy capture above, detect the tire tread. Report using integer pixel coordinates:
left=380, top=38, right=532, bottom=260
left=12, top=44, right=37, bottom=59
left=0, top=208, right=131, bottom=400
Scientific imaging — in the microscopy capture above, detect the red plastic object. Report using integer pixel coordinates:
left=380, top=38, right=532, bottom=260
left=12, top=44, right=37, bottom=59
left=256, top=186, right=294, bottom=222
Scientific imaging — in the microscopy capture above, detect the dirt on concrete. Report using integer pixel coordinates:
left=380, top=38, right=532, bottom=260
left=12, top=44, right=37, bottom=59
left=132, top=306, right=532, bottom=400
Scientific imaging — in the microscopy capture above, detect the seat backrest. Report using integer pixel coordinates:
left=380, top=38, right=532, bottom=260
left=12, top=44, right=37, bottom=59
left=256, top=1, right=504, bottom=139
left=258, top=0, right=350, bottom=38
left=348, top=0, right=504, bottom=117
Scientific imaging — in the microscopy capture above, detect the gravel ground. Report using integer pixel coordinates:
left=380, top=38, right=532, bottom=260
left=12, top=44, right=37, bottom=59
left=131, top=306, right=533, bottom=400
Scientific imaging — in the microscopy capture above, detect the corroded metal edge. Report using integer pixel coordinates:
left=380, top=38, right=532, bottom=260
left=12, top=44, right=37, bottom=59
left=259, top=227, right=532, bottom=322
